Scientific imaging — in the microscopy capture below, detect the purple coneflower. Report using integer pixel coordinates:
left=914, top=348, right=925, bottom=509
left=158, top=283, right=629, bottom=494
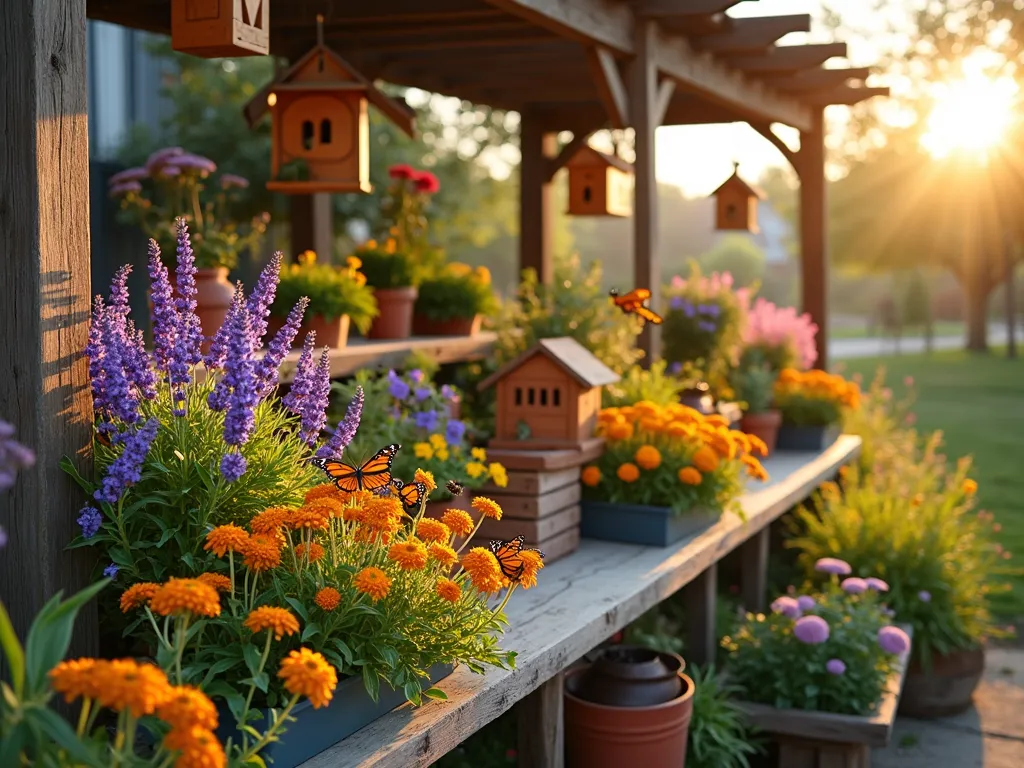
left=317, top=386, right=364, bottom=459
left=796, top=595, right=816, bottom=611
left=793, top=615, right=830, bottom=645
left=878, top=625, right=911, bottom=655
left=109, top=181, right=142, bottom=197
left=814, top=557, right=852, bottom=576
left=826, top=658, right=846, bottom=676
left=220, top=174, right=250, bottom=190
left=173, top=153, right=217, bottom=175
left=108, top=167, right=149, bottom=186
left=841, top=577, right=868, bottom=595
left=145, top=146, right=185, bottom=174
left=771, top=596, right=802, bottom=619
left=865, top=577, right=890, bottom=592
left=94, top=418, right=160, bottom=504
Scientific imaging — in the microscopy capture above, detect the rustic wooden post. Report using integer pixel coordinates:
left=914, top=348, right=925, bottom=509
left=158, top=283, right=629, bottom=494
left=740, top=527, right=771, bottom=613
left=684, top=563, right=718, bottom=666
left=519, top=106, right=557, bottom=285
left=800, top=107, right=828, bottom=369
left=518, top=672, right=565, bottom=768
left=630, top=19, right=662, bottom=363
left=289, top=194, right=334, bottom=259
left=0, top=0, right=97, bottom=653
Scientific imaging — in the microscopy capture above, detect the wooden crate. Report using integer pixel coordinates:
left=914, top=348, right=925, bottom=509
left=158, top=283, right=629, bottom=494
left=478, top=505, right=580, bottom=542
left=480, top=465, right=580, bottom=496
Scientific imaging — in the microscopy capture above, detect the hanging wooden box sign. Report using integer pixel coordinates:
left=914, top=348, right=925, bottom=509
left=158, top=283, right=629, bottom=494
left=564, top=146, right=634, bottom=217
left=712, top=163, right=764, bottom=234
left=171, top=0, right=270, bottom=58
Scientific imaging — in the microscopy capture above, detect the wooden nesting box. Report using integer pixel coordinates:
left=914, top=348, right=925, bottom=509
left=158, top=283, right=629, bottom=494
left=565, top=146, right=634, bottom=217
left=243, top=41, right=416, bottom=195
left=171, top=0, right=270, bottom=58
left=479, top=337, right=620, bottom=451
left=712, top=162, right=765, bottom=234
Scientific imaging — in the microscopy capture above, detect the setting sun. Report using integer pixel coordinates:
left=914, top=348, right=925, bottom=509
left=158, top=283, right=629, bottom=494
left=921, top=70, right=1018, bottom=160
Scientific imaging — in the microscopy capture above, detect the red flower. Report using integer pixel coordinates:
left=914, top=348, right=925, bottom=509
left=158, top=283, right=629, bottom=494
left=413, top=171, right=440, bottom=194
left=388, top=164, right=415, bottom=180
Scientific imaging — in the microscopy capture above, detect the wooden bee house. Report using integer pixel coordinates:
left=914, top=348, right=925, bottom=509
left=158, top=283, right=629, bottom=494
left=712, top=162, right=765, bottom=233
left=479, top=337, right=620, bottom=451
left=171, top=0, right=270, bottom=58
left=243, top=20, right=416, bottom=195
left=565, top=146, right=634, bottom=217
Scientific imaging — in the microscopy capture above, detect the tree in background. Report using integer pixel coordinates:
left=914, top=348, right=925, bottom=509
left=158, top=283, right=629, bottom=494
left=902, top=269, right=934, bottom=350
left=699, top=234, right=767, bottom=289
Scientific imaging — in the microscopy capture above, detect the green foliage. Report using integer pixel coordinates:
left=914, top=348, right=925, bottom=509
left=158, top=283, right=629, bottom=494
left=688, top=665, right=764, bottom=768
left=272, top=258, right=378, bottom=332
left=356, top=243, right=419, bottom=289
left=773, top=369, right=859, bottom=427
left=732, top=354, right=777, bottom=415
left=602, top=360, right=684, bottom=408
left=723, top=583, right=901, bottom=716
left=699, top=235, right=767, bottom=289
left=415, top=266, right=499, bottom=322
left=902, top=270, right=933, bottom=327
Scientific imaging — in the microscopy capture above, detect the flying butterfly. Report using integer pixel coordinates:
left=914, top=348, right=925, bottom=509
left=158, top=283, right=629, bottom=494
left=389, top=478, right=428, bottom=509
left=488, top=535, right=545, bottom=583
left=445, top=480, right=465, bottom=497
left=609, top=288, right=663, bottom=327
left=310, top=443, right=400, bottom=493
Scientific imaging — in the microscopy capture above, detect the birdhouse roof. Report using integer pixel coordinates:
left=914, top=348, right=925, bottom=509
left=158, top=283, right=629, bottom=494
left=242, top=43, right=416, bottom=138
left=565, top=145, right=634, bottom=174
left=478, top=337, right=621, bottom=391
left=712, top=166, right=766, bottom=200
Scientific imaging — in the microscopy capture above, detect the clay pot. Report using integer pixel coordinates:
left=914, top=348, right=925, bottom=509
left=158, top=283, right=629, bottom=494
left=193, top=268, right=234, bottom=350
left=739, top=409, right=783, bottom=457
left=412, top=313, right=482, bottom=337
left=565, top=648, right=695, bottom=768
left=266, top=312, right=350, bottom=349
left=899, top=646, right=985, bottom=718
left=367, top=287, right=418, bottom=340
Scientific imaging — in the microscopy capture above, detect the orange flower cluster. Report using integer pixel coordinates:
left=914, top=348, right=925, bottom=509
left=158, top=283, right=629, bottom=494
left=244, top=606, right=300, bottom=640
left=775, top=368, right=861, bottom=409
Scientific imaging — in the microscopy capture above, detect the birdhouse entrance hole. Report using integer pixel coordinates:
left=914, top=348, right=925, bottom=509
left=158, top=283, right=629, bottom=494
left=583, top=186, right=592, bottom=203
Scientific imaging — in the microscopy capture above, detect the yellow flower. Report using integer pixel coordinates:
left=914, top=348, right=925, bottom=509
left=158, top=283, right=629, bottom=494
left=415, top=518, right=450, bottom=544
left=471, top=447, right=487, bottom=462
left=150, top=579, right=221, bottom=618
left=414, top=442, right=434, bottom=460
left=461, top=548, right=505, bottom=594
left=204, top=525, right=249, bottom=557
left=471, top=496, right=503, bottom=520
left=617, top=463, right=640, bottom=483
left=466, top=461, right=487, bottom=479
left=244, top=606, right=300, bottom=640
left=119, top=582, right=160, bottom=613
left=678, top=467, right=702, bottom=485
left=277, top=648, right=338, bottom=709
left=435, top=446, right=450, bottom=462
left=415, top=468, right=437, bottom=493
left=519, top=549, right=545, bottom=589
left=429, top=542, right=459, bottom=568
left=962, top=478, right=978, bottom=496
left=298, top=250, right=317, bottom=266
left=635, top=445, right=662, bottom=471
left=195, top=573, right=232, bottom=592
left=429, top=433, right=447, bottom=451
left=295, top=541, right=326, bottom=562
left=346, top=255, right=362, bottom=270
left=241, top=533, right=282, bottom=573
left=354, top=271, right=367, bottom=287
left=353, top=567, right=391, bottom=601
left=315, top=587, right=342, bottom=611
left=442, top=508, right=475, bottom=537
left=163, top=726, right=226, bottom=768
left=691, top=446, right=720, bottom=473
left=581, top=466, right=602, bottom=487
left=436, top=578, right=462, bottom=603
left=157, top=685, right=219, bottom=730
left=911, top=493, right=925, bottom=507
left=474, top=265, right=492, bottom=284
left=489, top=462, right=509, bottom=488
left=388, top=538, right=429, bottom=570
left=364, top=239, right=378, bottom=250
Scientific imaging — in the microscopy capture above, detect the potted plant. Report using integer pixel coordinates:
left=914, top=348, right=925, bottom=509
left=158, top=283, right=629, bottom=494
left=602, top=360, right=685, bottom=409
left=579, top=401, right=769, bottom=546
left=108, top=147, right=270, bottom=345
left=733, top=354, right=782, bottom=456
left=270, top=250, right=378, bottom=348
left=356, top=238, right=420, bottom=339
left=413, top=263, right=498, bottom=337
left=742, top=296, right=820, bottom=372
left=687, top=665, right=764, bottom=768
left=773, top=368, right=860, bottom=451
left=564, top=645, right=696, bottom=767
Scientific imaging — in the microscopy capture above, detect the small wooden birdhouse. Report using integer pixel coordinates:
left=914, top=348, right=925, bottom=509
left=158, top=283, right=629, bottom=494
left=479, top=337, right=621, bottom=451
left=242, top=18, right=416, bottom=195
left=565, top=146, right=634, bottom=217
left=171, top=0, right=270, bottom=58
left=712, top=162, right=765, bottom=234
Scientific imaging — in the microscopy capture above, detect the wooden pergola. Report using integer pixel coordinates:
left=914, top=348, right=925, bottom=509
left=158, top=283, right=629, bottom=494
left=1, top=0, right=885, bottom=656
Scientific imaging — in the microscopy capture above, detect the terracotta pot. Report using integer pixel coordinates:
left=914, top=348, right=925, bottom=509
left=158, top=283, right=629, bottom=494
left=739, top=409, right=783, bottom=457
left=565, top=656, right=695, bottom=768
left=899, top=646, right=985, bottom=718
left=193, top=268, right=234, bottom=351
left=266, top=313, right=351, bottom=349
left=367, top=286, right=418, bottom=340
left=412, top=313, right=482, bottom=337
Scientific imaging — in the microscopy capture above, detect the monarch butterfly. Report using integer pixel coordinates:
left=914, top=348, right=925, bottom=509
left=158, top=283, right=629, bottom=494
left=488, top=536, right=545, bottom=583
left=445, top=480, right=464, bottom=497
left=310, top=444, right=399, bottom=493
left=95, top=430, right=113, bottom=449
left=391, top=478, right=428, bottom=509
left=609, top=288, right=663, bottom=327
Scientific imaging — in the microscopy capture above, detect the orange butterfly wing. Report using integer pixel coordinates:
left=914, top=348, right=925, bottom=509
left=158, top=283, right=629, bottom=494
left=615, top=288, right=651, bottom=306
left=633, top=305, right=663, bottom=325
left=489, top=536, right=526, bottom=581
left=396, top=481, right=427, bottom=509
left=312, top=443, right=399, bottom=493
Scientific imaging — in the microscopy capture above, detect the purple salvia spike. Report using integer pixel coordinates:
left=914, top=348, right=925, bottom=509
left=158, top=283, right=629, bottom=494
left=108, top=264, right=133, bottom=336
left=246, top=252, right=283, bottom=345
left=124, top=318, right=157, bottom=400
left=316, top=385, right=363, bottom=458
left=99, top=310, right=140, bottom=425
left=168, top=218, right=203, bottom=414
left=204, top=287, right=242, bottom=373
left=299, top=347, right=331, bottom=447
left=94, top=417, right=160, bottom=504
left=207, top=285, right=246, bottom=412
left=86, top=295, right=108, bottom=411
left=147, top=240, right=177, bottom=373
left=256, top=297, right=309, bottom=398
left=282, top=331, right=316, bottom=415
left=222, top=289, right=258, bottom=448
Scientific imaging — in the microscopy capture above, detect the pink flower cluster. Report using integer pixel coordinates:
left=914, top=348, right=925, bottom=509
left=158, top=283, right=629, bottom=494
left=670, top=270, right=752, bottom=310
left=743, top=297, right=819, bottom=369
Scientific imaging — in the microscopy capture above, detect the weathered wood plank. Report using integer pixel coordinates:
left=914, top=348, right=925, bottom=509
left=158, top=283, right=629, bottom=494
left=477, top=504, right=580, bottom=541
left=800, top=107, right=828, bottom=369
left=480, top=466, right=581, bottom=496
left=0, top=0, right=97, bottom=656
left=740, top=525, right=770, bottom=613
left=485, top=441, right=603, bottom=471
left=684, top=562, right=718, bottom=666
left=481, top=484, right=581, bottom=519
left=300, top=436, right=862, bottom=768
left=517, top=671, right=565, bottom=768
left=585, top=46, right=629, bottom=129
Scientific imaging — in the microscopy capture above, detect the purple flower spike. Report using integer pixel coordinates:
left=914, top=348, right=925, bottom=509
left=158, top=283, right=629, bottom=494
left=94, top=418, right=159, bottom=504
left=793, top=615, right=830, bottom=644
left=865, top=577, right=890, bottom=592
left=826, top=659, right=846, bottom=676
left=77, top=506, right=103, bottom=539
left=99, top=310, right=140, bottom=425
left=297, top=348, right=331, bottom=447
left=770, top=596, right=802, bottom=619
left=86, top=296, right=108, bottom=411
left=256, top=297, right=309, bottom=397
left=123, top=319, right=157, bottom=400
left=219, top=452, right=248, bottom=482
left=841, top=577, right=868, bottom=595
left=282, top=332, right=317, bottom=416
left=918, top=590, right=932, bottom=603
left=878, top=625, right=911, bottom=655
left=148, top=240, right=177, bottom=372
left=814, top=557, right=852, bottom=576
left=317, top=386, right=364, bottom=459
left=103, top=563, right=120, bottom=580
left=169, top=218, right=203, bottom=414
left=246, top=252, right=283, bottom=345
left=797, top=595, right=816, bottom=611
left=208, top=288, right=247, bottom=402
left=211, top=285, right=258, bottom=450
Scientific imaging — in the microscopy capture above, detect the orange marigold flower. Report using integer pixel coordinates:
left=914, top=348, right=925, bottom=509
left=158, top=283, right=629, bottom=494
left=277, top=648, right=338, bottom=709
left=361, top=497, right=404, bottom=531
left=436, top=578, right=461, bottom=603
left=471, top=496, right=503, bottom=520
left=353, top=526, right=393, bottom=545
left=635, top=445, right=662, bottom=471
left=911, top=492, right=925, bottom=507
left=157, top=685, right=218, bottom=730
left=353, top=566, right=391, bottom=601
left=429, top=542, right=459, bottom=569
left=241, top=533, right=282, bottom=573
left=295, top=541, right=326, bottom=563
left=616, top=463, right=640, bottom=483
left=962, top=478, right=978, bottom=496
left=93, top=659, right=173, bottom=717
left=678, top=467, right=702, bottom=485
left=343, top=503, right=366, bottom=524
left=581, top=466, right=601, bottom=487
left=119, top=582, right=159, bottom=613
left=308, top=497, right=344, bottom=519
left=163, top=726, right=226, bottom=768
left=304, top=483, right=343, bottom=505
left=244, top=606, right=300, bottom=640
left=195, top=573, right=232, bottom=592
left=691, top=446, right=720, bottom=473
left=203, top=524, right=249, bottom=557
left=50, top=658, right=101, bottom=702
left=461, top=547, right=505, bottom=594
left=608, top=421, right=634, bottom=441
left=519, top=549, right=545, bottom=590
left=149, top=578, right=221, bottom=618
left=388, top=537, right=429, bottom=570
left=441, top=508, right=475, bottom=537
left=315, top=587, right=342, bottom=611
left=288, top=505, right=330, bottom=531
left=415, top=518, right=450, bottom=544
left=249, top=507, right=292, bottom=535
left=415, top=468, right=437, bottom=493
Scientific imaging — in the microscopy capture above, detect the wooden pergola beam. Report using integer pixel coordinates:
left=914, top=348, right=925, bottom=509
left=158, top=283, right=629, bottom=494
left=805, top=85, right=890, bottom=105
left=693, top=14, right=812, bottom=54
left=585, top=47, right=630, bottom=129
left=768, top=66, right=871, bottom=91
left=731, top=42, right=847, bottom=73
left=281, top=26, right=555, bottom=52
left=636, top=0, right=756, bottom=18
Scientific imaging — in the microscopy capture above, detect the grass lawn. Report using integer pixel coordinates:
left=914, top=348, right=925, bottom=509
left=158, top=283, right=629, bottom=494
left=835, top=349, right=1024, bottom=620
left=829, top=320, right=965, bottom=340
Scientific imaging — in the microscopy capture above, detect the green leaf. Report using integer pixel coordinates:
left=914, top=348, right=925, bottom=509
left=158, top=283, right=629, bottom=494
left=0, top=601, right=26, bottom=697
left=242, top=643, right=263, bottom=678
left=29, top=706, right=105, bottom=767
left=0, top=721, right=26, bottom=768
left=403, top=681, right=422, bottom=706
left=284, top=597, right=310, bottom=622
left=362, top=664, right=380, bottom=703
left=422, top=687, right=448, bottom=701
left=60, top=456, right=94, bottom=495
left=301, top=621, right=321, bottom=642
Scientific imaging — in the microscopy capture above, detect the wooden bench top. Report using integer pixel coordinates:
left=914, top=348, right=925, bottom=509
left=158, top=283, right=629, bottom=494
left=301, top=435, right=863, bottom=768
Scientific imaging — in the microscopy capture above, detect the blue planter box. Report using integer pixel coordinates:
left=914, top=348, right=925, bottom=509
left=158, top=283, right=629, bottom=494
left=216, top=662, right=455, bottom=768
left=776, top=424, right=840, bottom=452
left=580, top=501, right=720, bottom=547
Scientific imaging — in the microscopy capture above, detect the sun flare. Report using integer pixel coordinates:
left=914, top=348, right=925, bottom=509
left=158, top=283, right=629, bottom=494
left=921, top=71, right=1018, bottom=160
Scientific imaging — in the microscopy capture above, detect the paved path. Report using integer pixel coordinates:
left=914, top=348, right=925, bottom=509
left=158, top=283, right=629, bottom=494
left=873, top=649, right=1024, bottom=768
left=831, top=324, right=1015, bottom=360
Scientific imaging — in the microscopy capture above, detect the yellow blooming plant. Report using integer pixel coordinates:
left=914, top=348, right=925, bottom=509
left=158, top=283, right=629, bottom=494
left=582, top=400, right=770, bottom=513
left=774, top=368, right=861, bottom=427
left=271, top=249, right=378, bottom=332
left=411, top=437, right=509, bottom=498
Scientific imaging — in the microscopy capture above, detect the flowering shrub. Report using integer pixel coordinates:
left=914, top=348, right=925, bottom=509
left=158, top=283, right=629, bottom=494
left=773, top=368, right=861, bottom=427
left=108, top=147, right=269, bottom=270
left=354, top=237, right=420, bottom=290
left=271, top=249, right=378, bottom=332
left=723, top=570, right=909, bottom=715
left=742, top=297, right=818, bottom=371
left=602, top=360, right=685, bottom=408
left=382, top=164, right=441, bottom=266
left=840, top=367, right=918, bottom=478
left=416, top=263, right=499, bottom=322
left=581, top=401, right=769, bottom=513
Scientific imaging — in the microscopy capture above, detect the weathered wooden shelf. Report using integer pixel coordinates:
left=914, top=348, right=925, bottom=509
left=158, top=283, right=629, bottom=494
left=299, top=435, right=862, bottom=768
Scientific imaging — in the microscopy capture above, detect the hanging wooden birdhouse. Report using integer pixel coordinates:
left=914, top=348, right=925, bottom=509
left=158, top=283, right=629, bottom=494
left=242, top=16, right=416, bottom=195
left=565, top=145, right=634, bottom=217
left=712, top=162, right=765, bottom=233
left=171, top=0, right=270, bottom=58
